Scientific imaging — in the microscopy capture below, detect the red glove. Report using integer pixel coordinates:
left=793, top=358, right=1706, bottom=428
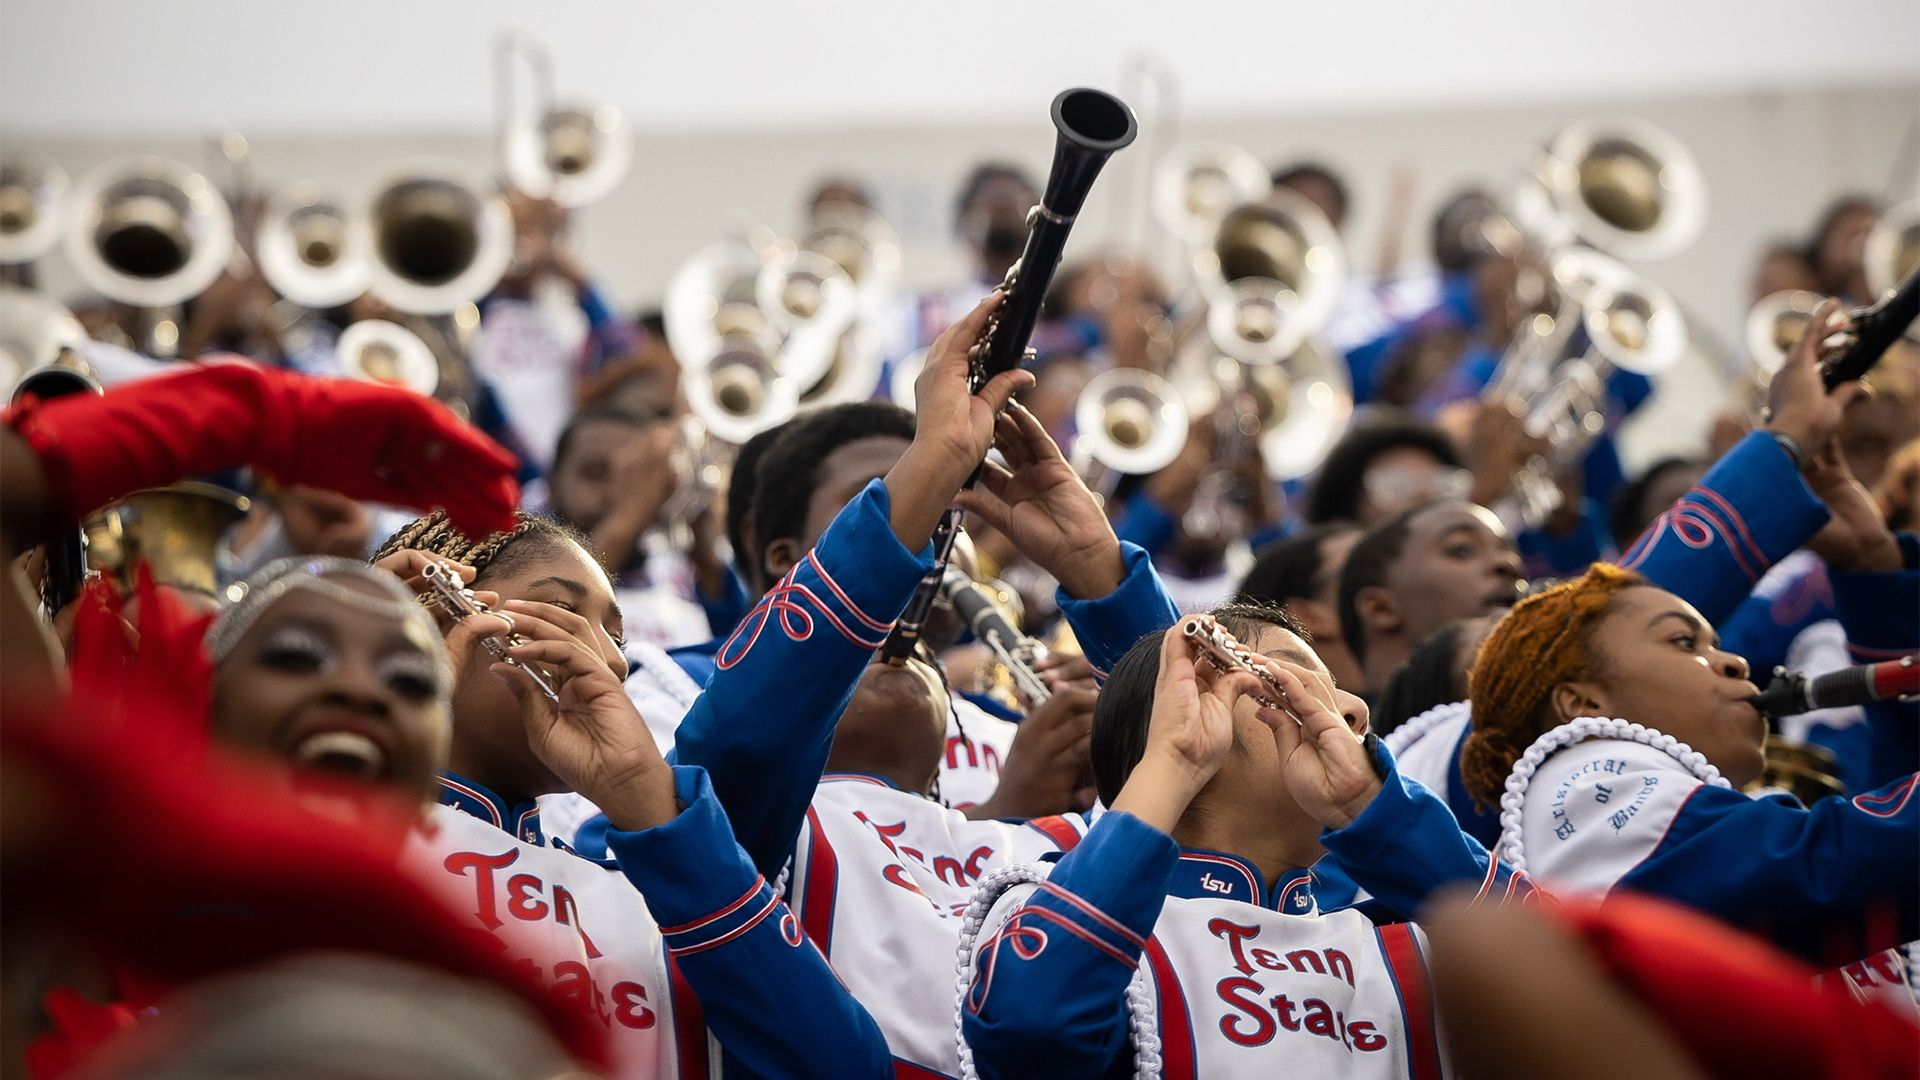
left=6, top=358, right=519, bottom=537
left=1560, top=894, right=1919, bottom=1080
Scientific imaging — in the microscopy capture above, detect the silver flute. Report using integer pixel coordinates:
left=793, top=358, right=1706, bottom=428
left=1181, top=615, right=1300, bottom=723
left=421, top=561, right=560, bottom=704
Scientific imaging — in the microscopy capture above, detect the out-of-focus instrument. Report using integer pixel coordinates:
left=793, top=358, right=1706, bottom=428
left=1752, top=656, right=1920, bottom=717
left=1821, top=265, right=1920, bottom=389
left=654, top=331, right=800, bottom=546
left=495, top=30, right=633, bottom=208
left=63, top=156, right=236, bottom=352
left=0, top=149, right=70, bottom=267
left=940, top=567, right=1051, bottom=706
left=86, top=482, right=251, bottom=606
left=1146, top=138, right=1352, bottom=525
left=0, top=286, right=89, bottom=392
left=971, top=87, right=1138, bottom=387
left=11, top=363, right=98, bottom=616
left=663, top=236, right=855, bottom=394
left=1516, top=117, right=1706, bottom=261
left=885, top=87, right=1136, bottom=669
left=422, top=560, right=559, bottom=703
left=1495, top=249, right=1688, bottom=528
left=255, top=183, right=369, bottom=309
left=1864, top=198, right=1920, bottom=301
left=1740, top=289, right=1827, bottom=415
left=336, top=319, right=440, bottom=396
left=359, top=159, right=514, bottom=317
left=1746, top=736, right=1847, bottom=805
left=790, top=200, right=899, bottom=404
left=1071, top=366, right=1189, bottom=503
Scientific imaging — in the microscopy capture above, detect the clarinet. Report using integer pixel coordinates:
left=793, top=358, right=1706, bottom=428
left=880, top=87, right=1136, bottom=665
left=1823, top=265, right=1919, bottom=388
left=940, top=567, right=1052, bottom=706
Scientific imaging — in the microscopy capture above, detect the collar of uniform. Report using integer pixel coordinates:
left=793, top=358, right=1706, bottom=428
left=1171, top=847, right=1318, bottom=915
left=436, top=772, right=545, bottom=846
left=820, top=771, right=902, bottom=791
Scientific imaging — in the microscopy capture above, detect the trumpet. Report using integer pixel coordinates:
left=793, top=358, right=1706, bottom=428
left=63, top=156, right=235, bottom=313
left=1071, top=367, right=1190, bottom=503
left=496, top=30, right=633, bottom=209
left=359, top=160, right=514, bottom=316
left=0, top=149, right=69, bottom=268
left=255, top=183, right=369, bottom=309
left=336, top=319, right=441, bottom=397
left=1516, top=117, right=1706, bottom=261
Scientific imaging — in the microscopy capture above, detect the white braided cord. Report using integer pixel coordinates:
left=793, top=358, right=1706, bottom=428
left=1495, top=717, right=1729, bottom=872
left=951, top=864, right=1163, bottom=1080
left=1383, top=699, right=1471, bottom=757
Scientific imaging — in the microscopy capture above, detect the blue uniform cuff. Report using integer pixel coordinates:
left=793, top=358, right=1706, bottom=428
left=1055, top=541, right=1180, bottom=678
left=606, top=765, right=775, bottom=937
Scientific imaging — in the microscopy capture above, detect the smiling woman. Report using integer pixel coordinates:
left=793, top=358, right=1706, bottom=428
left=206, top=556, right=452, bottom=807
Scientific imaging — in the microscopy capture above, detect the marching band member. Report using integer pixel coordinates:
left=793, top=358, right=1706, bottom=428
left=1236, top=523, right=1365, bottom=692
left=957, top=610, right=1536, bottom=1079
left=1460, top=560, right=1917, bottom=984
left=373, top=511, right=891, bottom=1078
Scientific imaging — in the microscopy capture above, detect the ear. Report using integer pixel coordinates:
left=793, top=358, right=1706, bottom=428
left=1354, top=585, right=1403, bottom=639
left=762, top=538, right=801, bottom=586
left=1288, top=597, right=1340, bottom=640
left=1550, top=679, right=1611, bottom=724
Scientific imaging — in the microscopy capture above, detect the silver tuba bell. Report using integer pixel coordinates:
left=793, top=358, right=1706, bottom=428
left=1071, top=367, right=1190, bottom=503
left=1740, top=289, right=1827, bottom=416
left=1151, top=142, right=1271, bottom=251
left=359, top=160, right=514, bottom=316
left=0, top=286, right=90, bottom=394
left=1521, top=117, right=1706, bottom=261
left=256, top=183, right=369, bottom=309
left=0, top=149, right=70, bottom=267
left=63, top=156, right=235, bottom=310
left=1195, top=186, right=1345, bottom=358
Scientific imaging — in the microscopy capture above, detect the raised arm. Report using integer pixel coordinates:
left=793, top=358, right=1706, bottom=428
left=955, top=401, right=1180, bottom=678
left=670, top=293, right=1036, bottom=874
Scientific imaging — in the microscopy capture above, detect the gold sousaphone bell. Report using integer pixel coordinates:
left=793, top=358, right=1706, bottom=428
left=86, top=482, right=251, bottom=607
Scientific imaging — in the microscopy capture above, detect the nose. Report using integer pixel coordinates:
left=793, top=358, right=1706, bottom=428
left=324, top=656, right=395, bottom=714
left=1714, top=648, right=1750, bottom=682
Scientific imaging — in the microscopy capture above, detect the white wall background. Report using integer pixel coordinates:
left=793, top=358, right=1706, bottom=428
left=4, top=0, right=1918, bottom=464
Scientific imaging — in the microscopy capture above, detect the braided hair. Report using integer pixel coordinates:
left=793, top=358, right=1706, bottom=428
left=1461, top=562, right=1643, bottom=811
left=373, top=510, right=590, bottom=586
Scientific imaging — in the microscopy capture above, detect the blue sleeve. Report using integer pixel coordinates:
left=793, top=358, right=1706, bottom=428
left=695, top=565, right=753, bottom=640
left=1517, top=497, right=1611, bottom=580
left=1317, top=740, right=1539, bottom=918
left=1832, top=533, right=1920, bottom=787
left=1112, top=490, right=1178, bottom=557
left=1618, top=431, right=1829, bottom=626
left=1054, top=541, right=1181, bottom=679
left=669, top=479, right=933, bottom=876
left=1620, top=773, right=1920, bottom=965
left=607, top=766, right=891, bottom=1080
left=961, top=811, right=1176, bottom=1080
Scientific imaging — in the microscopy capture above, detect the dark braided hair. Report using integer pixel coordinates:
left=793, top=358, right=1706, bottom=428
left=1461, top=562, right=1642, bottom=811
left=374, top=509, right=592, bottom=586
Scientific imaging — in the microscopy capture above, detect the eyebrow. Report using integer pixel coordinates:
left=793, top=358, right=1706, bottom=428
left=1647, top=610, right=1718, bottom=648
left=1269, top=645, right=1317, bottom=669
left=523, top=576, right=589, bottom=599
